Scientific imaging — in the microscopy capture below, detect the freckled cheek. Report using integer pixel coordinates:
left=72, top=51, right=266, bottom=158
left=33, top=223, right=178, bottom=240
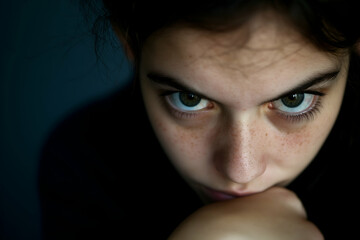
left=141, top=92, right=210, bottom=178
left=278, top=132, right=311, bottom=156
left=272, top=124, right=330, bottom=169
left=150, top=117, right=210, bottom=176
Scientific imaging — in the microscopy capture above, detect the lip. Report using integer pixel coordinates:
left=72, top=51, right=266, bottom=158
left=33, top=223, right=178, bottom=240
left=201, top=187, right=256, bottom=202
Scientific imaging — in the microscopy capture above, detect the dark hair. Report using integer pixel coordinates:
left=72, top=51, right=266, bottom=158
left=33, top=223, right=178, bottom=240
left=81, top=0, right=360, bottom=142
left=81, top=0, right=359, bottom=66
left=80, top=1, right=360, bottom=234
left=81, top=0, right=360, bottom=146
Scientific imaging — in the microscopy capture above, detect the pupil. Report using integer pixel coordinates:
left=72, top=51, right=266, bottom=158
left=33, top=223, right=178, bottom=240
left=179, top=93, right=201, bottom=107
left=281, top=93, right=304, bottom=108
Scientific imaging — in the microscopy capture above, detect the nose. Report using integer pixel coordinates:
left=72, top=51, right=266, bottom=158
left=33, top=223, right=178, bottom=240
left=213, top=116, right=267, bottom=185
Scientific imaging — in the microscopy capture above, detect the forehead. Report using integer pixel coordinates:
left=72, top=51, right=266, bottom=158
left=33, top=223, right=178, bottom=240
left=141, top=11, right=343, bottom=107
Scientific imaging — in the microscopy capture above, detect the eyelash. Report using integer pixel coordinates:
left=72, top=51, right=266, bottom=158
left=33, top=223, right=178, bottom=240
left=159, top=90, right=325, bottom=123
left=160, top=91, right=211, bottom=119
left=269, top=90, right=325, bottom=123
left=275, top=97, right=323, bottom=123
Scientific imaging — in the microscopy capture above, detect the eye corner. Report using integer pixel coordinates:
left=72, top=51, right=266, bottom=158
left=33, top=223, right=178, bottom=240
left=267, top=102, right=275, bottom=110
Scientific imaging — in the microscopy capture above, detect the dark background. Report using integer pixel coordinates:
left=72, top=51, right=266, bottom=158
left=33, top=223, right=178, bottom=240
left=0, top=1, right=131, bottom=239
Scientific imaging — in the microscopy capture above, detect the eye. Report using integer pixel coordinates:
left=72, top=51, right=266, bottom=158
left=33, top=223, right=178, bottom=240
left=270, top=92, right=322, bottom=121
left=166, top=92, right=212, bottom=112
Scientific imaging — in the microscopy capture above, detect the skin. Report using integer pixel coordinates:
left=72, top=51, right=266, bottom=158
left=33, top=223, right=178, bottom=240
left=139, top=10, right=349, bottom=204
left=168, top=187, right=324, bottom=239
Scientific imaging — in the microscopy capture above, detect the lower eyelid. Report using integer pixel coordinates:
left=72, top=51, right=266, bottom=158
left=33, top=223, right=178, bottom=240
left=274, top=97, right=323, bottom=123
left=165, top=93, right=214, bottom=111
left=161, top=95, right=201, bottom=119
left=277, top=95, right=319, bottom=115
left=163, top=97, right=216, bottom=122
left=170, top=108, right=199, bottom=119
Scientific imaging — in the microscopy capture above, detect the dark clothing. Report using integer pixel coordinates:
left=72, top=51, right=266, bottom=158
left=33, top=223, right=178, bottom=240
left=39, top=71, right=360, bottom=239
left=38, top=86, right=202, bottom=239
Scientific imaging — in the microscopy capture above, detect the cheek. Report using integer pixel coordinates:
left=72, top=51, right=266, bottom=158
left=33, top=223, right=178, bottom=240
left=149, top=114, right=210, bottom=177
left=279, top=130, right=313, bottom=154
left=161, top=125, right=201, bottom=157
left=278, top=136, right=311, bottom=171
left=272, top=119, right=333, bottom=173
left=140, top=80, right=209, bottom=179
left=279, top=92, right=345, bottom=165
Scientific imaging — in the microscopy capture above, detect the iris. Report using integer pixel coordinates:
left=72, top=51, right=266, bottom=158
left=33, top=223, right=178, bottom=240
left=281, top=93, right=305, bottom=108
left=179, top=93, right=202, bottom=107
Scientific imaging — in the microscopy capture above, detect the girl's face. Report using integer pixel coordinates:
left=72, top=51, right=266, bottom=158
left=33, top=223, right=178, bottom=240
left=139, top=12, right=349, bottom=203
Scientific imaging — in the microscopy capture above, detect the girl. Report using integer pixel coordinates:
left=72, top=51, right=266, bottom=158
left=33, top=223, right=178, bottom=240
left=39, top=0, right=360, bottom=239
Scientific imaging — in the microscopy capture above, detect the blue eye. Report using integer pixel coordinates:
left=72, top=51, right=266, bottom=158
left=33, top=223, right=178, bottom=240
left=166, top=92, right=211, bottom=111
left=270, top=92, right=323, bottom=123
left=272, top=93, right=316, bottom=114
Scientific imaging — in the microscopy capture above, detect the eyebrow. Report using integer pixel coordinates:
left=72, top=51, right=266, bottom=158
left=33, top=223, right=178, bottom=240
left=263, top=69, right=340, bottom=103
left=147, top=72, right=211, bottom=99
left=147, top=69, right=340, bottom=103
